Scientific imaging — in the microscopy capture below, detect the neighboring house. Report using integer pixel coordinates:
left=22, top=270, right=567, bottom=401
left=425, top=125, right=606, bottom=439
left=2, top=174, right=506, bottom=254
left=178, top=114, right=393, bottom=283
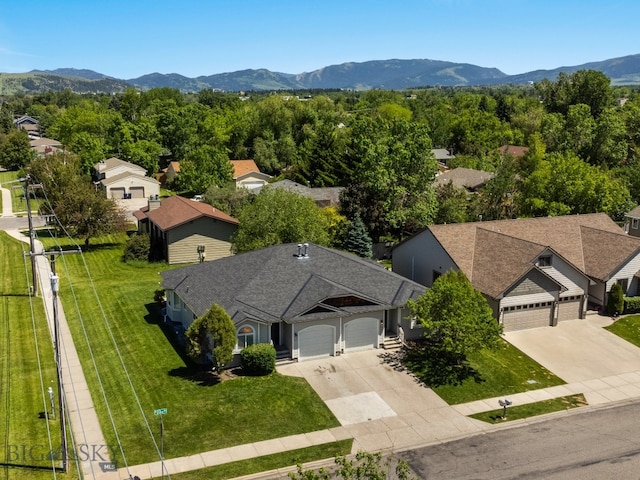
left=230, top=159, right=271, bottom=190
left=624, top=206, right=640, bottom=238
left=393, top=213, right=640, bottom=332
left=498, top=145, right=529, bottom=158
left=434, top=167, right=494, bottom=192
left=135, top=195, right=238, bottom=264
left=432, top=148, right=455, bottom=167
left=161, top=242, right=426, bottom=361
left=263, top=179, right=344, bottom=208
left=93, top=157, right=160, bottom=199
left=14, top=115, right=39, bottom=135
left=29, top=137, right=62, bottom=156
left=157, top=161, right=181, bottom=185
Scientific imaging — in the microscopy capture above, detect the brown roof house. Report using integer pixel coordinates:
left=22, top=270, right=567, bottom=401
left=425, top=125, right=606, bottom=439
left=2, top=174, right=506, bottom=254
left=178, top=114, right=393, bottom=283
left=29, top=137, right=62, bottom=156
left=393, top=213, right=640, bottom=332
left=135, top=195, right=238, bottom=264
left=434, top=167, right=494, bottom=192
left=161, top=242, right=426, bottom=362
left=94, top=157, right=160, bottom=200
left=230, top=160, right=271, bottom=190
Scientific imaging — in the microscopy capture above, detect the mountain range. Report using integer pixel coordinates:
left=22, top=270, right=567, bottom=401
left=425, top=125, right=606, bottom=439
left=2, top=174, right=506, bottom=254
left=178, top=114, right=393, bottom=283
left=1, top=54, right=639, bottom=95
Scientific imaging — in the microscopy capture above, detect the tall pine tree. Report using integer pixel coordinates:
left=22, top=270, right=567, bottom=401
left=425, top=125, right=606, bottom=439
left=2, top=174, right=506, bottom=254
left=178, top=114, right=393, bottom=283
left=343, top=214, right=373, bottom=259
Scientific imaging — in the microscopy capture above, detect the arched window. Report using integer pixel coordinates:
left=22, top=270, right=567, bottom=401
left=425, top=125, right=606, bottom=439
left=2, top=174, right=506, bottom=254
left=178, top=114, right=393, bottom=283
left=237, top=325, right=255, bottom=349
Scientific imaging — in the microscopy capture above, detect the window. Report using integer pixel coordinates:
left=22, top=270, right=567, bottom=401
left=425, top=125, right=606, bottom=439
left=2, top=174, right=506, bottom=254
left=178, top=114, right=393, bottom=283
left=538, top=256, right=552, bottom=267
left=432, top=270, right=442, bottom=283
left=617, top=278, right=629, bottom=293
left=633, top=218, right=639, bottom=230
left=237, top=325, right=255, bottom=349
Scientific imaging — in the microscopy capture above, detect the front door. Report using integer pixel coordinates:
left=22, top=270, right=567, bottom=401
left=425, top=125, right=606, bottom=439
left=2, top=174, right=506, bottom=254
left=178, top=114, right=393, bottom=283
left=271, top=322, right=281, bottom=346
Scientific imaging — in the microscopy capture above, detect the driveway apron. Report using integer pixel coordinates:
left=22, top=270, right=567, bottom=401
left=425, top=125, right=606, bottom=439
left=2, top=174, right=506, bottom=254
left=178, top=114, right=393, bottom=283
left=278, top=350, right=484, bottom=452
left=504, top=316, right=640, bottom=383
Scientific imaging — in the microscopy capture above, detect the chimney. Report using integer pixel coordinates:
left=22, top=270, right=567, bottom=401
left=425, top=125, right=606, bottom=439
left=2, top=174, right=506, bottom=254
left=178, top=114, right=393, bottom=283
left=148, top=194, right=161, bottom=211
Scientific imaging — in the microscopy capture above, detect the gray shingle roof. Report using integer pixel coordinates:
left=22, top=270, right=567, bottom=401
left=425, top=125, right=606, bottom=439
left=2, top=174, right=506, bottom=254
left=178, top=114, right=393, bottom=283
left=161, top=243, right=425, bottom=324
left=435, top=167, right=494, bottom=190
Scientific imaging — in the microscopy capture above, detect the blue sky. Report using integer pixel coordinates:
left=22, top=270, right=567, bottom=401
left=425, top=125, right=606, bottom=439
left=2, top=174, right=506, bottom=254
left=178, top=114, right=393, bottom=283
left=1, top=0, right=637, bottom=79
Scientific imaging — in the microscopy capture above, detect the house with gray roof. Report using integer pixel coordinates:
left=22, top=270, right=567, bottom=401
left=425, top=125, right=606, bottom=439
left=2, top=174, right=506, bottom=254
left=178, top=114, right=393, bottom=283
left=434, top=167, right=494, bottom=192
left=161, top=243, right=425, bottom=361
left=393, top=213, right=640, bottom=332
left=624, top=205, right=640, bottom=238
left=261, top=180, right=344, bottom=208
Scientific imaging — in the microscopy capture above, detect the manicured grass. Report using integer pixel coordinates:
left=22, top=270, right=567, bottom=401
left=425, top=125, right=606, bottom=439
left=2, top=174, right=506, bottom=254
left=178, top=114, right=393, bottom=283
left=167, top=439, right=352, bottom=480
left=605, top=315, right=640, bottom=347
left=469, top=394, right=588, bottom=423
left=405, top=339, right=565, bottom=405
left=37, top=233, right=340, bottom=466
left=0, top=232, right=79, bottom=480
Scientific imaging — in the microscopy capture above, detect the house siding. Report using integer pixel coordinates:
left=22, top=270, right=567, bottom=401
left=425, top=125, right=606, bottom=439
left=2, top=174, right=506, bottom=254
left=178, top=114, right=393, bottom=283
left=605, top=251, right=640, bottom=296
left=102, top=176, right=160, bottom=199
left=392, top=232, right=457, bottom=286
left=166, top=218, right=237, bottom=264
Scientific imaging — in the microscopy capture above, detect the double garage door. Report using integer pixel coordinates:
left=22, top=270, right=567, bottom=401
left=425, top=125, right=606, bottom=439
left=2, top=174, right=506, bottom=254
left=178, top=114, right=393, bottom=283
left=503, top=299, right=583, bottom=332
left=503, top=306, right=552, bottom=332
left=297, top=318, right=379, bottom=360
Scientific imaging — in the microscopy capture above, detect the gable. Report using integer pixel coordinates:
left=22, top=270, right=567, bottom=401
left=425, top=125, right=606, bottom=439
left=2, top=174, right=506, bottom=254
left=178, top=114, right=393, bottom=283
left=504, top=268, right=562, bottom=298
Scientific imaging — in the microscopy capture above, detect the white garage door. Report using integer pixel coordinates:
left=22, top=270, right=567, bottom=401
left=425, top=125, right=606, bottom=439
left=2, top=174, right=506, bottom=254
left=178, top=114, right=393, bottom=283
left=557, top=300, right=582, bottom=322
left=130, top=186, right=145, bottom=198
left=503, top=306, right=552, bottom=332
left=109, top=187, right=125, bottom=199
left=344, top=317, right=379, bottom=352
left=298, top=325, right=334, bottom=360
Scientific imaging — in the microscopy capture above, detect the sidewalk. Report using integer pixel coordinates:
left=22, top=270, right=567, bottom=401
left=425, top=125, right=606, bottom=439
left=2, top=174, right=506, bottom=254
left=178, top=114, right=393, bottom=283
left=4, top=224, right=111, bottom=478
left=0, top=185, right=14, bottom=217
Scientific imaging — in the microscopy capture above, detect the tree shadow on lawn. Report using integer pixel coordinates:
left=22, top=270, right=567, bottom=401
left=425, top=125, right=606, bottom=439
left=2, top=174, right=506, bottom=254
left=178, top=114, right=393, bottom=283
left=143, top=302, right=223, bottom=387
left=401, top=341, right=485, bottom=388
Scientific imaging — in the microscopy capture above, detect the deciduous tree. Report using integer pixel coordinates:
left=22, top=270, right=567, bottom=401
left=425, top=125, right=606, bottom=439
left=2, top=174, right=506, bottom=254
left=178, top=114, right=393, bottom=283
left=408, top=270, right=502, bottom=364
left=232, top=187, right=330, bottom=253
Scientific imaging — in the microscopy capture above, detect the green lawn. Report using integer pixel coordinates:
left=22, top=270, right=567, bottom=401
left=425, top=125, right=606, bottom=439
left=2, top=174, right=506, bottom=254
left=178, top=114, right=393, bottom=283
left=37, top=233, right=340, bottom=467
left=0, top=232, right=79, bottom=480
left=405, top=339, right=565, bottom=405
left=469, top=394, right=588, bottom=423
left=168, top=440, right=352, bottom=480
left=605, top=315, right=640, bottom=347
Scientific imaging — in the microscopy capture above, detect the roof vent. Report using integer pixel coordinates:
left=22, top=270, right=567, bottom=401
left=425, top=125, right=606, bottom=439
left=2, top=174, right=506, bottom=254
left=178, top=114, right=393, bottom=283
left=296, top=243, right=310, bottom=258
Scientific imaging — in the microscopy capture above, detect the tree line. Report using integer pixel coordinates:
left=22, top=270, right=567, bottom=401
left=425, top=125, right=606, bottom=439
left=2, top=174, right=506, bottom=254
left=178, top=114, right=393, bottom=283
left=1, top=70, right=639, bottom=248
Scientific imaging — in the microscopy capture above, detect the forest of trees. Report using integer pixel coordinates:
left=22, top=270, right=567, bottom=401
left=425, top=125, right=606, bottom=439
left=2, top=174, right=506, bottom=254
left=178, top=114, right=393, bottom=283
left=2, top=70, right=639, bottom=248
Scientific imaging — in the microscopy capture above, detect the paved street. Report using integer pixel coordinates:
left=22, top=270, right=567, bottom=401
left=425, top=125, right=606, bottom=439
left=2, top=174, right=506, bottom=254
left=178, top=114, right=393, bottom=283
left=400, top=400, right=640, bottom=480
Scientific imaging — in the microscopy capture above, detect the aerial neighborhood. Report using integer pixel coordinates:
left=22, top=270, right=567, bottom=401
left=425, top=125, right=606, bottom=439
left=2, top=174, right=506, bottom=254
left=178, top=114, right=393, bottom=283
left=2, top=61, right=640, bottom=479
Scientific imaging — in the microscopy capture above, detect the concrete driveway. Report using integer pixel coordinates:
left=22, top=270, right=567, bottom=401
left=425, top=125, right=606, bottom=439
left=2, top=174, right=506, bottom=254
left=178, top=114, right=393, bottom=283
left=278, top=349, right=484, bottom=452
left=504, top=316, right=640, bottom=383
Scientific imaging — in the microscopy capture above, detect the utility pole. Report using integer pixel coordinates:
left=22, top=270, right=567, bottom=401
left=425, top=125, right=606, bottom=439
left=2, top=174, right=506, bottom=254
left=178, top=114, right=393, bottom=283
left=24, top=175, right=38, bottom=295
left=44, top=248, right=80, bottom=473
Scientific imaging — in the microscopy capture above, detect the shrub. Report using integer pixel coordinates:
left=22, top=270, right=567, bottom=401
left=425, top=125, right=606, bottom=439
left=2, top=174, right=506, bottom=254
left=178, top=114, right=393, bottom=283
left=122, top=233, right=150, bottom=262
left=624, top=296, right=640, bottom=314
left=240, top=343, right=276, bottom=375
left=607, top=283, right=624, bottom=316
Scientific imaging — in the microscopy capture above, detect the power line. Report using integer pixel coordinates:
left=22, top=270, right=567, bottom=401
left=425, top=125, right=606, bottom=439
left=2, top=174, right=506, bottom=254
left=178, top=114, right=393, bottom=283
left=19, top=242, right=58, bottom=478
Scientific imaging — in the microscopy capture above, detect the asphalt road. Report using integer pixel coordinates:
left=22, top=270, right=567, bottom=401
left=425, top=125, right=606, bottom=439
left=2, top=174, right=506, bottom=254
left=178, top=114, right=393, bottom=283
left=400, top=400, right=640, bottom=480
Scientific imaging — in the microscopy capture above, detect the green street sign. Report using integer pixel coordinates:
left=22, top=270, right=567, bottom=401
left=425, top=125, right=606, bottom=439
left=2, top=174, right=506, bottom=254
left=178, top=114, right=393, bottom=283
left=154, top=408, right=167, bottom=415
